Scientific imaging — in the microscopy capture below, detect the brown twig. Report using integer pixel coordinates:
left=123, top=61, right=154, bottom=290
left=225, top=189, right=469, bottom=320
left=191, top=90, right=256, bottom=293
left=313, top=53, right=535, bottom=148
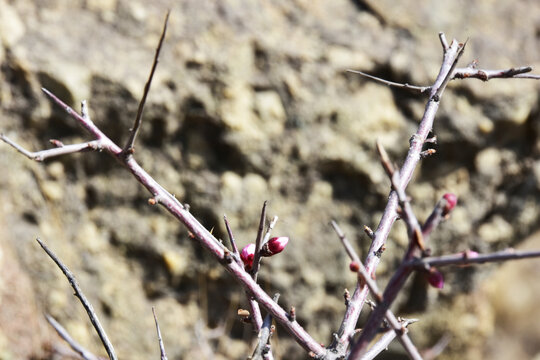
left=123, top=11, right=170, bottom=154
left=46, top=314, right=100, bottom=360
left=152, top=307, right=168, bottom=360
left=37, top=238, right=117, bottom=360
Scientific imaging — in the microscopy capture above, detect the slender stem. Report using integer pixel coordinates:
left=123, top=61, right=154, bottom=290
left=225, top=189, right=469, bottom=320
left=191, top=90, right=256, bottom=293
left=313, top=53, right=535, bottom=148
left=124, top=11, right=170, bottom=154
left=152, top=307, right=168, bottom=360
left=37, top=238, right=117, bottom=360
left=346, top=70, right=430, bottom=94
left=223, top=215, right=241, bottom=261
left=409, top=248, right=540, bottom=269
left=0, top=134, right=102, bottom=162
left=46, top=314, right=100, bottom=360
left=251, top=201, right=268, bottom=281
left=252, top=294, right=280, bottom=360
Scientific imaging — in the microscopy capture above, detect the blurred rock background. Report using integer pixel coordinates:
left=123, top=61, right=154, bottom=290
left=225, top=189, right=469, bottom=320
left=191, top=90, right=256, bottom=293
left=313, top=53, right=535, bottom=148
left=0, top=0, right=539, bottom=359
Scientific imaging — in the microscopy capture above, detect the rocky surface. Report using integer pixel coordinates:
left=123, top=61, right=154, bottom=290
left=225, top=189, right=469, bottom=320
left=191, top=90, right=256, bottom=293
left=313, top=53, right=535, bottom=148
left=0, top=0, right=539, bottom=359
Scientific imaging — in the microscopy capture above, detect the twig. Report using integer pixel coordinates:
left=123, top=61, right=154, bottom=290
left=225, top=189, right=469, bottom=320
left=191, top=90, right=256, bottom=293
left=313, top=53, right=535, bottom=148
left=409, top=248, right=540, bottom=269
left=360, top=318, right=419, bottom=360
left=251, top=201, right=268, bottom=281
left=252, top=294, right=280, bottom=360
left=421, top=197, right=447, bottom=238
left=46, top=314, right=100, bottom=360
left=439, top=32, right=449, bottom=51
left=152, top=307, right=168, bottom=360
left=123, top=11, right=170, bottom=154
left=36, top=238, right=117, bottom=360
left=330, top=221, right=423, bottom=360
left=346, top=70, right=431, bottom=94
left=452, top=66, right=540, bottom=81
left=223, top=215, right=241, bottom=261
left=0, top=134, right=102, bottom=162
left=338, top=36, right=465, bottom=359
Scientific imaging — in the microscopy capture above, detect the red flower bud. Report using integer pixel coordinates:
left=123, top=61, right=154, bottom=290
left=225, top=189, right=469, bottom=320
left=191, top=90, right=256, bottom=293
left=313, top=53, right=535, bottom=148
left=427, top=268, right=444, bottom=289
left=240, top=243, right=255, bottom=270
left=349, top=261, right=360, bottom=272
left=442, top=193, right=457, bottom=215
left=261, top=236, right=289, bottom=257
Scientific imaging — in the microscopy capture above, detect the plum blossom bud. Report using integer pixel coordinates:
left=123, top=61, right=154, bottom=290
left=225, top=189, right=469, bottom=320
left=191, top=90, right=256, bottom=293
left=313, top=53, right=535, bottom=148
left=349, top=261, right=360, bottom=272
left=261, top=236, right=289, bottom=257
left=240, top=243, right=256, bottom=270
left=427, top=268, right=444, bottom=289
left=442, top=193, right=458, bottom=215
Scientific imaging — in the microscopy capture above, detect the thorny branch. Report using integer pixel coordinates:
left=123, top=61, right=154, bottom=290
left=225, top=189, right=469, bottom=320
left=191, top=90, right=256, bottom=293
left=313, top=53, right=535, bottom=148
left=330, top=221, right=422, bottom=360
left=330, top=33, right=465, bottom=357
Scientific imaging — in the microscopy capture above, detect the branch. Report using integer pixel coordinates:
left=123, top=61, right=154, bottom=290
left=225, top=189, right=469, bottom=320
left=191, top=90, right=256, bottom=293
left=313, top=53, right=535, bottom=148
left=452, top=65, right=540, bottom=81
left=46, top=314, right=100, bottom=360
left=334, top=35, right=465, bottom=357
left=346, top=70, right=430, bottom=94
left=251, top=201, right=268, bottom=282
left=251, top=294, right=280, bottom=360
left=0, top=134, right=102, bottom=162
left=22, top=89, right=325, bottom=356
left=37, top=238, right=117, bottom=360
left=409, top=248, right=540, bottom=269
left=123, top=11, right=170, bottom=154
left=360, top=318, right=418, bottom=360
left=152, top=307, right=168, bottom=360
left=330, top=221, right=423, bottom=360
left=223, top=215, right=241, bottom=263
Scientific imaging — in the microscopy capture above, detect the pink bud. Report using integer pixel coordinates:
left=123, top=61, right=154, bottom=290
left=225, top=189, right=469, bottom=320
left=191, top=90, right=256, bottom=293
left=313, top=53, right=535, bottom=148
left=240, top=243, right=256, bottom=270
left=261, top=236, right=289, bottom=257
left=442, top=193, right=458, bottom=215
left=427, top=268, right=444, bottom=289
left=349, top=261, right=360, bottom=272
left=465, top=250, right=479, bottom=259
